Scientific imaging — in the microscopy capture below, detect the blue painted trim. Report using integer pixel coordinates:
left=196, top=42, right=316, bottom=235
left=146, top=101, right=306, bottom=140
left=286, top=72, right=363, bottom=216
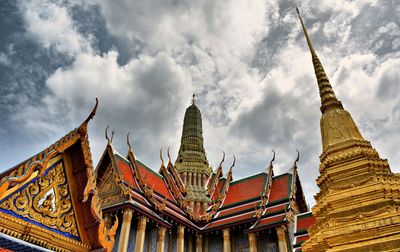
left=0, top=160, right=80, bottom=240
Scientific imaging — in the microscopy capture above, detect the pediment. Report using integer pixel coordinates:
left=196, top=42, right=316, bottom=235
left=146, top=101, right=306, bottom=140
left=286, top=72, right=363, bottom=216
left=0, top=157, right=80, bottom=239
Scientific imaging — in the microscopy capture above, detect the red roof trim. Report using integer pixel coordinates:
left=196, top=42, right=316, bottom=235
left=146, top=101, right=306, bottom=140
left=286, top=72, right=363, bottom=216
left=206, top=211, right=256, bottom=230
left=245, top=213, right=286, bottom=233
left=217, top=200, right=259, bottom=218
left=295, top=212, right=315, bottom=235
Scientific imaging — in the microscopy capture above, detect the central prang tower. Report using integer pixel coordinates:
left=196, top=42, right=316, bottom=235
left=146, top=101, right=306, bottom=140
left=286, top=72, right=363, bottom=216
left=175, top=95, right=211, bottom=215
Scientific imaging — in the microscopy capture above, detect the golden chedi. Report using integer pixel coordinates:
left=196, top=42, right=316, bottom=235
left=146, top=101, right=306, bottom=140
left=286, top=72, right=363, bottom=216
left=297, top=8, right=400, bottom=252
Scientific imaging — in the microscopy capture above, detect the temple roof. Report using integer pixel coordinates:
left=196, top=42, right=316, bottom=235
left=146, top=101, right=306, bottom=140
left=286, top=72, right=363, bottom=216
left=97, top=144, right=309, bottom=232
left=0, top=99, right=117, bottom=252
left=292, top=211, right=315, bottom=252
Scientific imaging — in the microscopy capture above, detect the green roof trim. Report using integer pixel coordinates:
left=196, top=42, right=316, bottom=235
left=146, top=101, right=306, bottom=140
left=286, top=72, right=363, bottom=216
left=114, top=153, right=131, bottom=165
left=136, top=159, right=165, bottom=179
left=295, top=229, right=308, bottom=236
left=230, top=172, right=267, bottom=186
left=297, top=211, right=313, bottom=220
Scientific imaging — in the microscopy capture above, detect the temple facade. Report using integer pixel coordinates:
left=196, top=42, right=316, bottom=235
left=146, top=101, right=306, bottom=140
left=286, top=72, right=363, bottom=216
left=96, top=96, right=308, bottom=252
left=0, top=9, right=399, bottom=252
left=0, top=99, right=118, bottom=251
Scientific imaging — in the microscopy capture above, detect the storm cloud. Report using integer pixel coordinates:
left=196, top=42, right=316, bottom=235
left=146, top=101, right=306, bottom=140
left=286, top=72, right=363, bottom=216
left=1, top=0, right=399, bottom=206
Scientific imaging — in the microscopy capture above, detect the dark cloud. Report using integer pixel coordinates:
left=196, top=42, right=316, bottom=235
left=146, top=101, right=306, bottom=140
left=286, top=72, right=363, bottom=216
left=0, top=0, right=399, bottom=208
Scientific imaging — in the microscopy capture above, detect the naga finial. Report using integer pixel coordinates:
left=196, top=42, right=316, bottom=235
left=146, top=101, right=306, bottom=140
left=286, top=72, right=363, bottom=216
left=78, top=97, right=98, bottom=133
left=218, top=151, right=226, bottom=168
left=105, top=126, right=110, bottom=143
left=105, top=126, right=115, bottom=144
left=111, top=129, right=115, bottom=143
left=127, top=132, right=132, bottom=150
left=167, top=146, right=172, bottom=164
left=294, top=149, right=300, bottom=168
left=160, top=148, right=165, bottom=167
left=269, top=149, right=276, bottom=168
left=229, top=155, right=236, bottom=171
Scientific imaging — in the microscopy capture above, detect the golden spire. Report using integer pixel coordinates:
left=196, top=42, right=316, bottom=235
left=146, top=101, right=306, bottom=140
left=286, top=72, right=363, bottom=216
left=296, top=8, right=364, bottom=149
left=296, top=8, right=343, bottom=114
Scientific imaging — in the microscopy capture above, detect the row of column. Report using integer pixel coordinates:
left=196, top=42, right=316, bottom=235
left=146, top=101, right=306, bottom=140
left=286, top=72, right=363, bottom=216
left=118, top=209, right=148, bottom=252
left=116, top=209, right=289, bottom=252
left=223, top=227, right=289, bottom=252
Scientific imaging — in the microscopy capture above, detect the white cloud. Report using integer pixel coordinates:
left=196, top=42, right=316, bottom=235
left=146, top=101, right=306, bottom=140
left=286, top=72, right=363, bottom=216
left=18, top=0, right=93, bottom=56
left=43, top=50, right=192, bottom=167
left=3, top=0, right=400, bottom=208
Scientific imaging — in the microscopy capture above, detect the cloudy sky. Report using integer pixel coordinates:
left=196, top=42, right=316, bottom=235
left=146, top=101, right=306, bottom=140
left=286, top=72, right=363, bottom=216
left=1, top=0, right=399, bottom=206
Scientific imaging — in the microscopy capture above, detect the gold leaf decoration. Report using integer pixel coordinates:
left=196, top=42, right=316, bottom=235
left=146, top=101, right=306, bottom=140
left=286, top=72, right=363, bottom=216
left=0, top=160, right=79, bottom=238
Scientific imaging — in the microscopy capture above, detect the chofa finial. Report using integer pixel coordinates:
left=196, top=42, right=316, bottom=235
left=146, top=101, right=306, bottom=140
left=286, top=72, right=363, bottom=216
left=105, top=126, right=115, bottom=144
left=160, top=148, right=165, bottom=167
left=105, top=126, right=110, bottom=143
left=269, top=149, right=276, bottom=168
left=218, top=151, right=226, bottom=168
left=229, top=155, right=236, bottom=171
left=167, top=146, right=172, bottom=164
left=294, top=149, right=300, bottom=167
left=78, top=97, right=99, bottom=133
left=127, top=132, right=132, bottom=150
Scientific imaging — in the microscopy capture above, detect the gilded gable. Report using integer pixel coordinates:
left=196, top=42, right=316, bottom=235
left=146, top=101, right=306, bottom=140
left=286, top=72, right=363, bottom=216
left=0, top=157, right=79, bottom=239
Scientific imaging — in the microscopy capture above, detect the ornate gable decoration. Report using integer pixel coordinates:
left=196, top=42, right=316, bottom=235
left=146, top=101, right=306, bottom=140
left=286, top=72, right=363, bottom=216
left=0, top=159, right=79, bottom=238
left=0, top=98, right=118, bottom=252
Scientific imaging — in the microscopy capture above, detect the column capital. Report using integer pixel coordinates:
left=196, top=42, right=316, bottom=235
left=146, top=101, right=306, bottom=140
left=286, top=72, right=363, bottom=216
left=177, top=225, right=185, bottom=237
left=137, top=215, right=148, bottom=229
left=248, top=232, right=257, bottom=252
left=135, top=216, right=148, bottom=252
left=157, top=226, right=167, bottom=241
left=222, top=228, right=231, bottom=252
left=177, top=226, right=185, bottom=252
left=222, top=228, right=230, bottom=239
left=276, top=225, right=288, bottom=252
left=156, top=226, right=167, bottom=252
left=118, top=209, right=133, bottom=252
left=122, top=208, right=133, bottom=221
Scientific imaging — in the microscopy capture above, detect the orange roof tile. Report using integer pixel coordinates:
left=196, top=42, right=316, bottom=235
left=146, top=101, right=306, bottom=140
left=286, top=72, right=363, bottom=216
left=296, top=212, right=315, bottom=234
left=269, top=174, right=291, bottom=203
left=222, top=173, right=267, bottom=207
left=114, top=154, right=140, bottom=190
left=136, top=161, right=174, bottom=201
left=218, top=201, right=259, bottom=218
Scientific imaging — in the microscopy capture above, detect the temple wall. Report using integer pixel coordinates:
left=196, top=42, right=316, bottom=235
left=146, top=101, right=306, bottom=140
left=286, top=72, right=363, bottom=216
left=111, top=216, right=282, bottom=252
left=233, top=229, right=247, bottom=251
left=143, top=227, right=157, bottom=252
left=128, top=219, right=137, bottom=251
left=169, top=229, right=177, bottom=252
left=208, top=232, right=223, bottom=251
left=111, top=215, right=137, bottom=252
left=258, top=229, right=278, bottom=252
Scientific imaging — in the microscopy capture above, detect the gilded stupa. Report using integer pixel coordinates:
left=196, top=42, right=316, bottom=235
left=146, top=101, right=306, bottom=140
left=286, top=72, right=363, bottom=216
left=175, top=94, right=212, bottom=214
left=297, top=8, right=400, bottom=252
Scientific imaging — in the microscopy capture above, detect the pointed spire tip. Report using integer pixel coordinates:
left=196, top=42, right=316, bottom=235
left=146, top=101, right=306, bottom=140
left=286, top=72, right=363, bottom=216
left=192, top=93, right=196, bottom=105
